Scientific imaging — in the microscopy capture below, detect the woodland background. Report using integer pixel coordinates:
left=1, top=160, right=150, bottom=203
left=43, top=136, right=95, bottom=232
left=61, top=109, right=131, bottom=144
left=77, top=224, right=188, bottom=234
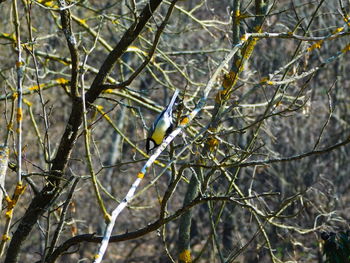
left=1, top=0, right=350, bottom=262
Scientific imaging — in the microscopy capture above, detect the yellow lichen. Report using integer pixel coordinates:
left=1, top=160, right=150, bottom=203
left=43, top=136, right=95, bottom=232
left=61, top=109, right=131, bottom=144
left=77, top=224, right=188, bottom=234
left=307, top=40, right=323, bottom=52
left=15, top=61, right=23, bottom=68
left=207, top=137, right=219, bottom=152
left=77, top=18, right=87, bottom=26
left=29, top=85, right=40, bottom=91
left=103, top=89, right=114, bottom=94
left=16, top=108, right=22, bottom=122
left=104, top=213, right=111, bottom=223
left=14, top=183, right=26, bottom=196
left=5, top=209, right=13, bottom=219
left=334, top=27, right=344, bottom=33
left=180, top=117, right=189, bottom=125
left=56, top=78, right=69, bottom=84
left=179, top=249, right=192, bottom=263
left=23, top=99, right=32, bottom=107
left=96, top=105, right=104, bottom=111
left=222, top=71, right=236, bottom=90
left=342, top=43, right=350, bottom=53
left=2, top=234, right=10, bottom=241
left=240, top=34, right=248, bottom=42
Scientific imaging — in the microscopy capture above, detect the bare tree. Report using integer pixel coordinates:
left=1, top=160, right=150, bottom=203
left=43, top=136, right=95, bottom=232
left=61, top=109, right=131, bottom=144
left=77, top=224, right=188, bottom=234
left=0, top=0, right=350, bottom=262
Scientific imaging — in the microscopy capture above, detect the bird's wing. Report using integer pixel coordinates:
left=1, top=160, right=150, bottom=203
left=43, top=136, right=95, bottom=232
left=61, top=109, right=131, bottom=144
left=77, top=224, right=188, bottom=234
left=164, top=89, right=179, bottom=117
left=148, top=89, right=179, bottom=136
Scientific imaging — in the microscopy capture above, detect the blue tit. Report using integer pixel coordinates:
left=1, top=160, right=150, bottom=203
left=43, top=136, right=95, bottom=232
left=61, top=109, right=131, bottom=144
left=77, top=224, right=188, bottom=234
left=146, top=89, right=179, bottom=153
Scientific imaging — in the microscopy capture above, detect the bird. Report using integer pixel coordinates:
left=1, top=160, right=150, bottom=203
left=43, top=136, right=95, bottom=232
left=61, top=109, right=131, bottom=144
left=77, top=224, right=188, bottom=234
left=146, top=89, right=179, bottom=154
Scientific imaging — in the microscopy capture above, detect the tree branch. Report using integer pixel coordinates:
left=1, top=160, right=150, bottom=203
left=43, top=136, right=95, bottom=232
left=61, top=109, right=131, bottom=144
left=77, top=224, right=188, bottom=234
left=3, top=1, right=164, bottom=262
left=46, top=193, right=276, bottom=263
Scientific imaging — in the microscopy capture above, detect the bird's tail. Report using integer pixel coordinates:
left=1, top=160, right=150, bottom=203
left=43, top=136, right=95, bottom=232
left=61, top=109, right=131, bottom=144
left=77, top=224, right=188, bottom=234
left=165, top=89, right=179, bottom=114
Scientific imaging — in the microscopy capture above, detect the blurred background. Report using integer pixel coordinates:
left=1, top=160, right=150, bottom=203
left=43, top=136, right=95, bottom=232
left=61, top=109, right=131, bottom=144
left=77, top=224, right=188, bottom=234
left=1, top=0, right=350, bottom=262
